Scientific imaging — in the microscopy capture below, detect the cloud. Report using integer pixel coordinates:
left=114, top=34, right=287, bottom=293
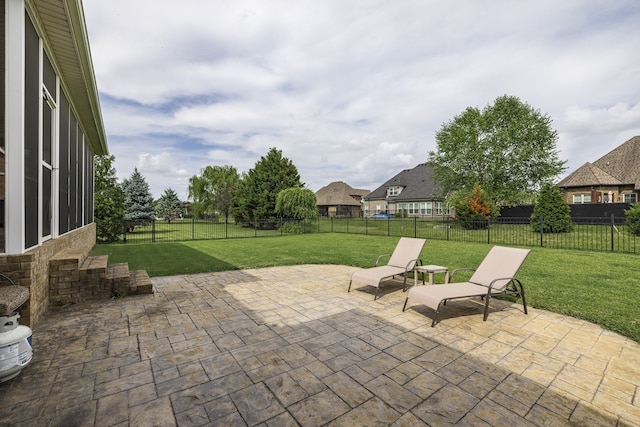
left=84, top=0, right=640, bottom=198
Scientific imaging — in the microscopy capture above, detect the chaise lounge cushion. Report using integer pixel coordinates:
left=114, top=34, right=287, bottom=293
left=0, top=274, right=30, bottom=317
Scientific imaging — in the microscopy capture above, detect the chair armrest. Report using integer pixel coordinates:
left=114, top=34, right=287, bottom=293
left=449, top=268, right=475, bottom=282
left=375, top=253, right=392, bottom=266
left=487, top=277, right=516, bottom=292
left=404, top=258, right=421, bottom=273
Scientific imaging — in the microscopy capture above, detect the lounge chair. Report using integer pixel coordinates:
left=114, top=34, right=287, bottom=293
left=403, top=246, right=530, bottom=326
left=348, top=237, right=426, bottom=300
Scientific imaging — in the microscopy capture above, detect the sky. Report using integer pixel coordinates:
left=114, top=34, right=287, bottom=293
left=82, top=0, right=640, bottom=200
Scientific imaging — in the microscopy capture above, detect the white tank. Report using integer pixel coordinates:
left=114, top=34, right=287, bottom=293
left=0, top=325, right=33, bottom=382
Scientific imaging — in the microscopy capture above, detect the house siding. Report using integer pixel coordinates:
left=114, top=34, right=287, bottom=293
left=1, top=1, right=106, bottom=328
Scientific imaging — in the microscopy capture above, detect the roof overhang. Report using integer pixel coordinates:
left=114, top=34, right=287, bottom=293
left=27, top=0, right=108, bottom=155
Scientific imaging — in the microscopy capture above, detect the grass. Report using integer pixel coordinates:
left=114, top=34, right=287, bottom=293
left=91, top=233, right=640, bottom=342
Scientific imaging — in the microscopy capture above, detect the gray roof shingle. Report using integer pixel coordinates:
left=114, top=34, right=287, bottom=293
left=364, top=163, right=440, bottom=201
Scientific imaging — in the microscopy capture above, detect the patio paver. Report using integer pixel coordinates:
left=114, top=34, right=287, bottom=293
left=1, top=264, right=639, bottom=426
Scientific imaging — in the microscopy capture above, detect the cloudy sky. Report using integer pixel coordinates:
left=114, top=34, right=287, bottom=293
left=83, top=0, right=640, bottom=199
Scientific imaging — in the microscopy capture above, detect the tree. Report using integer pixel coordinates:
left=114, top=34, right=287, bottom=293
left=428, top=95, right=566, bottom=207
left=122, top=168, right=155, bottom=231
left=530, top=183, right=573, bottom=233
left=624, top=203, right=640, bottom=236
left=155, top=188, right=183, bottom=223
left=453, top=184, right=498, bottom=229
left=93, top=154, right=124, bottom=242
left=275, top=187, right=317, bottom=220
left=188, top=165, right=239, bottom=220
left=231, top=148, right=303, bottom=223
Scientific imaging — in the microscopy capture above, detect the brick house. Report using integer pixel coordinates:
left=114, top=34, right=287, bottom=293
left=557, top=136, right=640, bottom=204
left=315, top=181, right=369, bottom=218
left=1, top=0, right=108, bottom=327
left=362, top=163, right=446, bottom=218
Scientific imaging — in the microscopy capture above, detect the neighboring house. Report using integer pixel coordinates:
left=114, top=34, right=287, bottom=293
left=557, top=136, right=640, bottom=204
left=315, top=181, right=369, bottom=217
left=362, top=163, right=446, bottom=217
left=1, top=0, right=108, bottom=327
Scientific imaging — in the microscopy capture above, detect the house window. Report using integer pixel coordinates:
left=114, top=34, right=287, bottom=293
left=624, top=193, right=637, bottom=203
left=387, top=186, right=401, bottom=197
left=573, top=194, right=591, bottom=204
left=435, top=202, right=444, bottom=215
left=424, top=202, right=433, bottom=215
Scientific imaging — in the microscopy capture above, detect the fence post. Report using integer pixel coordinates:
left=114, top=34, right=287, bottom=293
left=152, top=220, right=156, bottom=243
left=123, top=221, right=127, bottom=243
left=540, top=215, right=544, bottom=247
left=487, top=218, right=490, bottom=244
left=192, top=216, right=195, bottom=240
left=611, top=214, right=615, bottom=252
left=387, top=217, right=390, bottom=236
left=365, top=217, right=368, bottom=235
left=414, top=217, right=417, bottom=238
left=446, top=216, right=450, bottom=241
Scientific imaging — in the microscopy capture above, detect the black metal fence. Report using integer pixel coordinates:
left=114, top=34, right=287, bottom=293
left=114, top=215, right=640, bottom=254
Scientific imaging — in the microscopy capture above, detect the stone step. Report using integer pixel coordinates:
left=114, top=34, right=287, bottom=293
left=128, top=270, right=154, bottom=295
left=79, top=255, right=108, bottom=278
left=107, top=263, right=131, bottom=297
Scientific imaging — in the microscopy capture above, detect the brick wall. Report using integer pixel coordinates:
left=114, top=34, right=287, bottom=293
left=0, top=224, right=96, bottom=328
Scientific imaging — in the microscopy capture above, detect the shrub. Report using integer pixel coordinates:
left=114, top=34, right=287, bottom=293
left=625, top=203, right=640, bottom=236
left=530, top=183, right=573, bottom=233
left=453, top=184, right=498, bottom=229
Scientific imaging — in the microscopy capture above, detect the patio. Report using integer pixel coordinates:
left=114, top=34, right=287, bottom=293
left=1, top=264, right=638, bottom=426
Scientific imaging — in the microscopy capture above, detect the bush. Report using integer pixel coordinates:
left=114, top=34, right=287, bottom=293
left=625, top=203, right=640, bottom=235
left=531, top=183, right=573, bottom=233
left=453, top=184, right=498, bottom=229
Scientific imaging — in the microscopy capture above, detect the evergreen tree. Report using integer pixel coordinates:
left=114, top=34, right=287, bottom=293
left=155, top=188, right=183, bottom=223
left=231, top=148, right=303, bottom=223
left=531, top=182, right=573, bottom=233
left=94, top=155, right=124, bottom=242
left=122, top=168, right=155, bottom=231
left=625, top=203, right=640, bottom=236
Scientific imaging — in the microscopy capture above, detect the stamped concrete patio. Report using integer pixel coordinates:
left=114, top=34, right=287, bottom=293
left=1, top=264, right=639, bottom=426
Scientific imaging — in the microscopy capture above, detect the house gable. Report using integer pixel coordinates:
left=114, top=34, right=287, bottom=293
left=365, top=163, right=439, bottom=202
left=557, top=136, right=640, bottom=204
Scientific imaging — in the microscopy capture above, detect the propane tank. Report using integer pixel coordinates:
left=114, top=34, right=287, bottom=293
left=0, top=323, right=33, bottom=382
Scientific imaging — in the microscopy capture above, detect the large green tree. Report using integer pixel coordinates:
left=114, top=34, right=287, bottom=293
left=155, top=188, right=183, bottom=223
left=428, top=95, right=566, bottom=207
left=122, top=168, right=155, bottom=230
left=188, top=165, right=239, bottom=220
left=94, top=154, right=124, bottom=242
left=231, top=148, right=303, bottom=222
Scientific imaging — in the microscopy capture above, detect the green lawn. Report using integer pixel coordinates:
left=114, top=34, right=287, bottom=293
left=91, top=233, right=640, bottom=342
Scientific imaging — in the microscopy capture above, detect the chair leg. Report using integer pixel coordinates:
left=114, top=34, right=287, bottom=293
left=374, top=286, right=380, bottom=300
left=348, top=279, right=352, bottom=293
left=402, top=297, right=409, bottom=311
left=482, top=295, right=492, bottom=321
left=431, top=301, right=444, bottom=327
left=517, top=279, right=527, bottom=314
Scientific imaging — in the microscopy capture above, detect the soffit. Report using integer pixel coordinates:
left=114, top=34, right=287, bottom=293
left=28, top=0, right=107, bottom=155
